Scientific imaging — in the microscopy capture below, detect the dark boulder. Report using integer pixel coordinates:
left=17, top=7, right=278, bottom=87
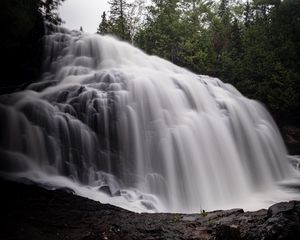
left=216, top=224, right=241, bottom=240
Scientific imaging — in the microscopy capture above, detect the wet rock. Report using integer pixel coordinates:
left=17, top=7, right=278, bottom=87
left=141, top=201, right=156, bottom=210
left=282, top=126, right=300, bottom=155
left=98, top=185, right=113, bottom=196
left=56, top=91, right=69, bottom=103
left=57, top=187, right=76, bottom=195
left=268, top=201, right=296, bottom=217
left=0, top=179, right=299, bottom=240
left=98, top=185, right=121, bottom=197
left=182, top=216, right=197, bottom=221
left=262, top=201, right=300, bottom=240
left=215, top=224, right=241, bottom=240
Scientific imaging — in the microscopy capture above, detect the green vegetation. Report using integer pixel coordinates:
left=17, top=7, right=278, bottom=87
left=1, top=0, right=298, bottom=125
left=208, top=219, right=214, bottom=227
left=97, top=0, right=131, bottom=41
left=98, top=0, right=300, bottom=125
left=201, top=209, right=208, bottom=217
left=0, top=0, right=64, bottom=93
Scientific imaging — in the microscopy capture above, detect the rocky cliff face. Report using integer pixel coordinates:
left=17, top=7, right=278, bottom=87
left=0, top=179, right=299, bottom=240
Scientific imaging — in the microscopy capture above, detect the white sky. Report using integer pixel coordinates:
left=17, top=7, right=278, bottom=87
left=59, top=0, right=110, bottom=33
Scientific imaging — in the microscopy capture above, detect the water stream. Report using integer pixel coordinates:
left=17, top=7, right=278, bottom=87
left=0, top=27, right=299, bottom=213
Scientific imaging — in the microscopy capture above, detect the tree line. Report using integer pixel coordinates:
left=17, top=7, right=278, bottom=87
left=0, top=0, right=65, bottom=94
left=97, top=0, right=300, bottom=125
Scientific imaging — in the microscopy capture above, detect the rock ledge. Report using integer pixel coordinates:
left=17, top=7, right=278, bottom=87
left=0, top=180, right=299, bottom=240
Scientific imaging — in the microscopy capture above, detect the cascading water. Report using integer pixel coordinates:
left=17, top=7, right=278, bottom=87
left=0, top=27, right=299, bottom=213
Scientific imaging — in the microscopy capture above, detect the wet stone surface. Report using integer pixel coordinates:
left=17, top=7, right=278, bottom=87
left=0, top=179, right=299, bottom=240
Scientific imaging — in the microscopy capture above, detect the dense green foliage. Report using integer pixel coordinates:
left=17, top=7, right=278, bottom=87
left=97, top=0, right=131, bottom=41
left=0, top=0, right=64, bottom=93
left=0, top=0, right=298, bottom=125
left=99, top=0, right=300, bottom=124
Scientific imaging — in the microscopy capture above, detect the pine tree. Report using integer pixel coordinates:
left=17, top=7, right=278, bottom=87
left=41, top=0, right=65, bottom=25
left=218, top=0, right=229, bottom=22
left=244, top=1, right=253, bottom=28
left=107, top=0, right=131, bottom=41
left=97, top=11, right=109, bottom=34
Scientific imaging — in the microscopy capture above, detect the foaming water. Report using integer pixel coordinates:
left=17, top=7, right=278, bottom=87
left=0, top=27, right=299, bottom=213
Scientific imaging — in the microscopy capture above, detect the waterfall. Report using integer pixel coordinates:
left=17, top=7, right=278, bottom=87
left=0, top=27, right=299, bottom=213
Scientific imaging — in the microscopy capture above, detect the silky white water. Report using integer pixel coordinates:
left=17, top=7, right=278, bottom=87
left=0, top=27, right=299, bottom=213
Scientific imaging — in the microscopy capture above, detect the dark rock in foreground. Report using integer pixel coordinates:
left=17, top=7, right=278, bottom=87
left=0, top=180, right=299, bottom=240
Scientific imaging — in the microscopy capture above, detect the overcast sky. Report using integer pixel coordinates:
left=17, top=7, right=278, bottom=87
left=59, top=0, right=110, bottom=33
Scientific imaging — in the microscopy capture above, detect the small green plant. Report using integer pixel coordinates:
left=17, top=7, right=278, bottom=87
left=208, top=219, right=214, bottom=227
left=200, top=209, right=208, bottom=217
left=173, top=214, right=181, bottom=221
